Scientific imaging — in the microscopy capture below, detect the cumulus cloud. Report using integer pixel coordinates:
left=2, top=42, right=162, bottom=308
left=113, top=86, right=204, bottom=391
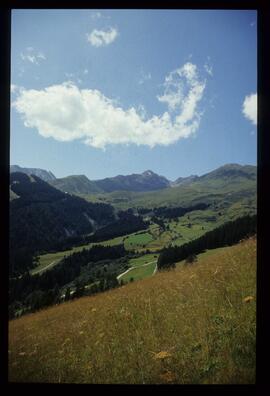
left=86, top=27, right=118, bottom=47
left=12, top=62, right=207, bottom=149
left=242, top=93, right=257, bottom=125
left=157, top=62, right=206, bottom=119
left=20, top=47, right=46, bottom=65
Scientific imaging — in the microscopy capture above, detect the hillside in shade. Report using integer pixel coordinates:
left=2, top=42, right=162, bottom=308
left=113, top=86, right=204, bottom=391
left=9, top=172, right=115, bottom=275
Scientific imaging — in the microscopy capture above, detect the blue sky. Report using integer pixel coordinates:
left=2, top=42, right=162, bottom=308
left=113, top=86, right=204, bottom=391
left=10, top=9, right=257, bottom=181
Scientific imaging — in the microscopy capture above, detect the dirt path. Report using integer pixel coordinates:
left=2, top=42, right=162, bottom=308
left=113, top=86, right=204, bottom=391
left=153, top=262, right=158, bottom=275
left=117, top=260, right=157, bottom=281
left=31, top=260, right=60, bottom=275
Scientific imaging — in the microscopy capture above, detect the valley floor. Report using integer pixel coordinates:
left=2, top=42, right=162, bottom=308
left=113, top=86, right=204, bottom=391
left=9, top=237, right=256, bottom=384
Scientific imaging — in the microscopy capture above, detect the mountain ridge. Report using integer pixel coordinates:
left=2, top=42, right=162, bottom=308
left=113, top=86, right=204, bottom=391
left=49, top=174, right=103, bottom=194
left=10, top=165, right=56, bottom=182
left=10, top=163, right=257, bottom=195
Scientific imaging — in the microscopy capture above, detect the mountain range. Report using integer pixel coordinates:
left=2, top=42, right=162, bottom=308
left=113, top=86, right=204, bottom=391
left=10, top=163, right=256, bottom=195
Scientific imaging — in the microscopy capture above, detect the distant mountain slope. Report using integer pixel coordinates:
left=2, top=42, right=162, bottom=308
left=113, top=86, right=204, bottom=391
left=10, top=172, right=115, bottom=275
left=199, top=164, right=256, bottom=181
left=88, top=164, right=257, bottom=211
left=95, top=170, right=170, bottom=193
left=10, top=165, right=56, bottom=182
left=49, top=175, right=103, bottom=194
left=171, top=175, right=199, bottom=187
left=10, top=164, right=257, bottom=195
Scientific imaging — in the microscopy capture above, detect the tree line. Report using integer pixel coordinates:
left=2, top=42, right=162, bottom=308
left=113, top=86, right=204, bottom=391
left=157, top=214, right=256, bottom=270
left=9, top=244, right=128, bottom=317
left=137, top=203, right=209, bottom=218
left=152, top=203, right=210, bottom=219
left=87, top=211, right=149, bottom=243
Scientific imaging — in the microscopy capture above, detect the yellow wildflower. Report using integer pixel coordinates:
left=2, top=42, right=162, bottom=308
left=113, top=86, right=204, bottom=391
left=153, top=351, right=172, bottom=360
left=243, top=296, right=254, bottom=303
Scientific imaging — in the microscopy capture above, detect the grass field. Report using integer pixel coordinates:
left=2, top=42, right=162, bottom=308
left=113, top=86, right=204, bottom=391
left=128, top=254, right=158, bottom=268
left=120, top=262, right=157, bottom=283
left=124, top=232, right=154, bottom=250
left=145, top=210, right=221, bottom=251
left=118, top=254, right=158, bottom=283
left=9, top=237, right=256, bottom=384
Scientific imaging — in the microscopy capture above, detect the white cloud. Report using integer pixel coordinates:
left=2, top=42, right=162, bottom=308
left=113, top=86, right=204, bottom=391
left=11, top=84, right=24, bottom=94
left=242, top=93, right=257, bottom=125
left=37, top=52, right=46, bottom=60
left=86, top=27, right=118, bottom=47
left=11, top=84, right=18, bottom=93
left=12, top=62, right=207, bottom=149
left=157, top=63, right=206, bottom=120
left=20, top=47, right=46, bottom=65
left=83, top=69, right=89, bottom=75
left=91, top=12, right=102, bottom=19
left=65, top=72, right=74, bottom=79
left=90, top=11, right=110, bottom=20
left=139, top=70, right=152, bottom=85
left=204, top=63, right=213, bottom=77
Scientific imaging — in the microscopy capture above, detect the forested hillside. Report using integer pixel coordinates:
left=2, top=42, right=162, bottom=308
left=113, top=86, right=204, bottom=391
left=9, top=173, right=115, bottom=275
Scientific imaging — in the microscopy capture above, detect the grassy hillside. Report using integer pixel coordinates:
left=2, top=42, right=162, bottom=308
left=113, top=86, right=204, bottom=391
left=79, top=178, right=256, bottom=212
left=9, top=237, right=256, bottom=384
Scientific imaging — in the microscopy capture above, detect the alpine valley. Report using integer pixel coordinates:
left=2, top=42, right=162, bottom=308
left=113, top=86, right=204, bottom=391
left=9, top=163, right=257, bottom=384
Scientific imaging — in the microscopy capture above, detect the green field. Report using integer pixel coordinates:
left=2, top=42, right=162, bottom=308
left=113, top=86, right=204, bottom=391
left=124, top=232, right=154, bottom=250
left=128, top=254, right=158, bottom=267
left=120, top=261, right=157, bottom=283
left=118, top=254, right=158, bottom=283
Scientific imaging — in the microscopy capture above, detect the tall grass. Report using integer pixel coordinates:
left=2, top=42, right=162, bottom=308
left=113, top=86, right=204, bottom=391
left=9, top=237, right=256, bottom=384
